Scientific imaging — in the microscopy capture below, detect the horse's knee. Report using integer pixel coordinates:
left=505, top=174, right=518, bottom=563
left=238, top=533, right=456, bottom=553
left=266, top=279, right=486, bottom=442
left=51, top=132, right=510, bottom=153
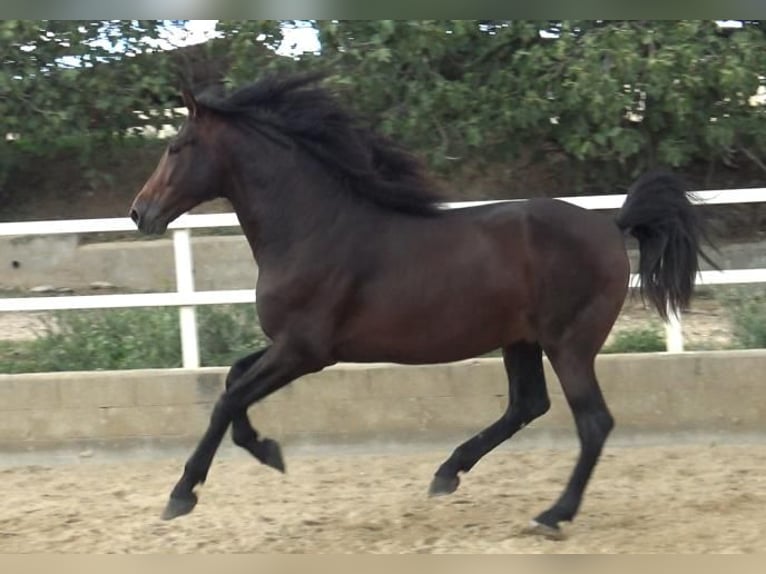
left=231, top=416, right=257, bottom=448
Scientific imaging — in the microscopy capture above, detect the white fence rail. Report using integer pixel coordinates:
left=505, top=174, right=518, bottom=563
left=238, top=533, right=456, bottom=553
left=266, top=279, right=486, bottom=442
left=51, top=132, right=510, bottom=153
left=1, top=188, right=766, bottom=367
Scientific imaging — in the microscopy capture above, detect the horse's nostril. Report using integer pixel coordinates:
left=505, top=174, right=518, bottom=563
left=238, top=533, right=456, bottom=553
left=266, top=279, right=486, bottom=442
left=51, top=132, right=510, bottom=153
left=129, top=208, right=141, bottom=226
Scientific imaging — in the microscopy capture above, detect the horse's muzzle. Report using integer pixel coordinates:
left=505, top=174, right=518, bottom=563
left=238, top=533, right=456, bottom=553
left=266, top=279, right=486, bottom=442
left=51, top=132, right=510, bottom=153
left=129, top=202, right=167, bottom=235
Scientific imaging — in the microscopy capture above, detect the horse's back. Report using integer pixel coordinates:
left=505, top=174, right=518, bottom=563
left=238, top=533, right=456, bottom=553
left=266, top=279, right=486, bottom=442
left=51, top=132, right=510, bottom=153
left=458, top=197, right=628, bottom=278
left=435, top=198, right=629, bottom=348
left=522, top=198, right=627, bottom=259
left=440, top=197, right=629, bottom=312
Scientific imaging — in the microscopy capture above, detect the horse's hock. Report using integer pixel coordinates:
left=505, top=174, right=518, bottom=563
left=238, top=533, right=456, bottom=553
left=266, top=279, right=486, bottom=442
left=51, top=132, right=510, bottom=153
left=0, top=351, right=763, bottom=451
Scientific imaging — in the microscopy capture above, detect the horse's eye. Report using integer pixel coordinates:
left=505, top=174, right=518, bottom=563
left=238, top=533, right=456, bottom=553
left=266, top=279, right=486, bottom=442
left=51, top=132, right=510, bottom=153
left=168, top=135, right=196, bottom=155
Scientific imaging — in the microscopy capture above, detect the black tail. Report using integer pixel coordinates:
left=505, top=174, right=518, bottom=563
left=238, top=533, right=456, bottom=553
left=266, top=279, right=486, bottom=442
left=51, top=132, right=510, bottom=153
left=616, top=171, right=717, bottom=320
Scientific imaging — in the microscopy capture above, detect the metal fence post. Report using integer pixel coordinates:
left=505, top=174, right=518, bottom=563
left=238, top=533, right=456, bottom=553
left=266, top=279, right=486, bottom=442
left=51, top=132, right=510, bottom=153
left=173, top=228, right=200, bottom=368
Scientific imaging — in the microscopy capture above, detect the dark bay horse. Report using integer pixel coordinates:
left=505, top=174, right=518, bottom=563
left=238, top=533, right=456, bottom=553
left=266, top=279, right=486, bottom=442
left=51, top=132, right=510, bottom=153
left=129, top=72, right=711, bottom=537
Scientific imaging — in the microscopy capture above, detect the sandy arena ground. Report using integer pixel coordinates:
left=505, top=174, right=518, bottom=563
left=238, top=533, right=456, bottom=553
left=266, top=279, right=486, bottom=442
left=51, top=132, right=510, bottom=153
left=0, top=441, right=765, bottom=553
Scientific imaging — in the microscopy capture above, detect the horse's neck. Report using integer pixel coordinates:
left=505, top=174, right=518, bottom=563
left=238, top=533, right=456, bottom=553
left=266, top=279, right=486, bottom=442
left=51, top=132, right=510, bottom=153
left=226, top=173, right=380, bottom=268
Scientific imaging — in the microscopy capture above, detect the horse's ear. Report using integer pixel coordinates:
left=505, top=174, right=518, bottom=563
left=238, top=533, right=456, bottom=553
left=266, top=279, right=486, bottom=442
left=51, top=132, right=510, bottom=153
left=182, top=89, right=199, bottom=119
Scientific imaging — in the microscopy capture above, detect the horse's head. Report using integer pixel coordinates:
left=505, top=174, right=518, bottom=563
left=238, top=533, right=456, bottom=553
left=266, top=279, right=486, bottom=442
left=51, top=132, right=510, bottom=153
left=130, top=90, right=223, bottom=235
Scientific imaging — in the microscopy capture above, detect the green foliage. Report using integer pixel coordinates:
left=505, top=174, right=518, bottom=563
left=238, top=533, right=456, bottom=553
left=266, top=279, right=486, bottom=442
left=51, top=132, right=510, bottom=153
left=2, top=20, right=766, bottom=199
left=602, top=326, right=666, bottom=354
left=0, top=305, right=269, bottom=373
left=198, top=304, right=269, bottom=366
left=727, top=291, right=766, bottom=349
left=0, top=20, right=276, bottom=194
left=0, top=20, right=176, bottom=190
left=1, top=21, right=175, bottom=140
left=731, top=302, right=766, bottom=348
left=224, top=20, right=766, bottom=181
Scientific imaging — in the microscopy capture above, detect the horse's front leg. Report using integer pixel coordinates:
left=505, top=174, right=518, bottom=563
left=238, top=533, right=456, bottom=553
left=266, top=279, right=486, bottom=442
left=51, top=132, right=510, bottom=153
left=223, top=347, right=285, bottom=472
left=161, top=342, right=328, bottom=520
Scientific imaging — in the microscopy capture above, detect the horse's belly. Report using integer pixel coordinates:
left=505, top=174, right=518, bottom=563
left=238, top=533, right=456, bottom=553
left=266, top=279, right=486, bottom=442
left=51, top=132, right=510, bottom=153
left=333, top=294, right=531, bottom=364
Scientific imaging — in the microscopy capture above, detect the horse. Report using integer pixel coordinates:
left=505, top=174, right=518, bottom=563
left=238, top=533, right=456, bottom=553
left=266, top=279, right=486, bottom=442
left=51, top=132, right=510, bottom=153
left=129, top=72, right=712, bottom=538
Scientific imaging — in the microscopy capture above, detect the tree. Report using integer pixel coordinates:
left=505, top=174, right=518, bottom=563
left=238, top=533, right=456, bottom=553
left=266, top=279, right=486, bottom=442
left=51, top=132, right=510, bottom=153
left=1, top=21, right=174, bottom=186
left=2, top=20, right=765, bottom=200
left=224, top=20, right=766, bottom=190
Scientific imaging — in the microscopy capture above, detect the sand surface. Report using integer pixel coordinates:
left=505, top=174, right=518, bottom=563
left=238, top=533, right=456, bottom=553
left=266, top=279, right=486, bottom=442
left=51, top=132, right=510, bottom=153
left=0, top=442, right=765, bottom=553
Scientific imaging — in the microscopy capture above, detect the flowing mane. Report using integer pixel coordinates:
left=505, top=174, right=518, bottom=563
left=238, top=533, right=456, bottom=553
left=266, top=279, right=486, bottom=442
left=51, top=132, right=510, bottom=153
left=196, top=72, right=443, bottom=216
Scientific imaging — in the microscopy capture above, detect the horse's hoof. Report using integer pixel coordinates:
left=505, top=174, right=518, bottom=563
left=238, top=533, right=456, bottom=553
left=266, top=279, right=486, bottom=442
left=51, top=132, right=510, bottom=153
left=161, top=494, right=198, bottom=521
left=428, top=474, right=460, bottom=497
left=523, top=519, right=567, bottom=541
left=260, top=438, right=286, bottom=473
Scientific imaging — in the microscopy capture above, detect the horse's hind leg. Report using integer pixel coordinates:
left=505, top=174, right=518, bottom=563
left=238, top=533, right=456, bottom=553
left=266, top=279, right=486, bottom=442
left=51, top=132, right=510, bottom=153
left=528, top=349, right=613, bottom=538
left=528, top=297, right=618, bottom=538
left=429, top=341, right=550, bottom=496
left=225, top=347, right=285, bottom=472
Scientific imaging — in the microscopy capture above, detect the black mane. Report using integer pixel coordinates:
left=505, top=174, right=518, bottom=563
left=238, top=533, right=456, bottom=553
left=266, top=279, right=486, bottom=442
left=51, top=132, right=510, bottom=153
left=196, top=72, right=443, bottom=216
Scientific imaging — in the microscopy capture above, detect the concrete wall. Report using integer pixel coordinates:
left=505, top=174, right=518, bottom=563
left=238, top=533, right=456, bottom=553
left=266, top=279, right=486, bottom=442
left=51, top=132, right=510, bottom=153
left=1, top=351, right=764, bottom=452
left=2, top=233, right=765, bottom=292
left=0, top=235, right=257, bottom=291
